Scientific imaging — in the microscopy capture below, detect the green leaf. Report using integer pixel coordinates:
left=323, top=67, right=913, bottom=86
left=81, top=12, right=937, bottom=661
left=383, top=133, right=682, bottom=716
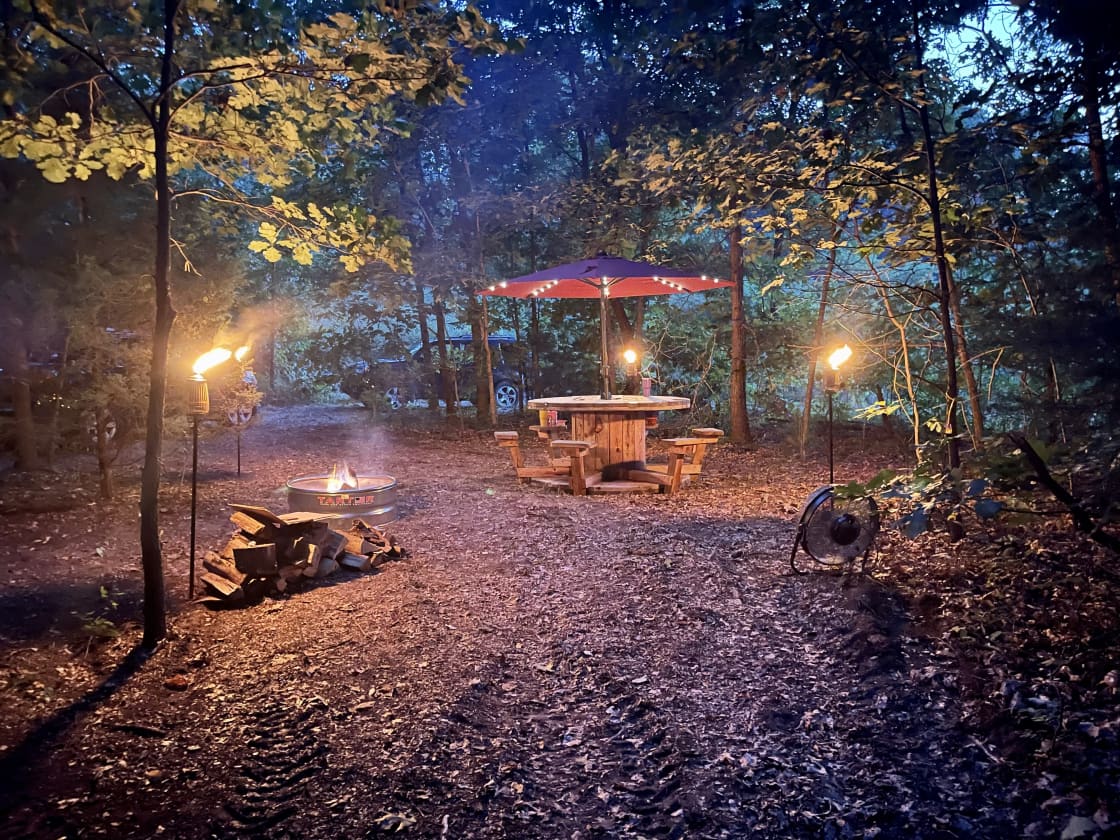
left=38, top=158, right=69, bottom=183
left=291, top=242, right=315, bottom=266
left=866, top=469, right=898, bottom=491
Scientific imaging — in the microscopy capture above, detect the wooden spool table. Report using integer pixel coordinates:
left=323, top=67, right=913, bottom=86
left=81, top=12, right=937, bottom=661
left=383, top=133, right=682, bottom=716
left=526, top=394, right=690, bottom=493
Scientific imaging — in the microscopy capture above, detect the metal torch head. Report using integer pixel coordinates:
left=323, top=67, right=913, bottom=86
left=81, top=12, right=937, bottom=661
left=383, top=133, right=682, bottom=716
left=188, top=374, right=210, bottom=416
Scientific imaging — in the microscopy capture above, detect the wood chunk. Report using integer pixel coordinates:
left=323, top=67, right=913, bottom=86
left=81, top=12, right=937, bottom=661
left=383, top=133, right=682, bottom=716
left=288, top=539, right=324, bottom=573
left=284, top=536, right=316, bottom=568
left=232, top=542, right=277, bottom=576
left=221, top=533, right=252, bottom=561
left=228, top=503, right=287, bottom=526
left=199, top=572, right=244, bottom=601
left=338, top=551, right=372, bottom=572
left=344, top=531, right=378, bottom=556
left=318, top=530, right=348, bottom=561
left=202, top=552, right=248, bottom=586
left=314, top=556, right=339, bottom=578
left=242, top=578, right=271, bottom=601
left=278, top=565, right=306, bottom=584
left=230, top=511, right=274, bottom=538
left=299, top=542, right=324, bottom=577
left=278, top=511, right=337, bottom=526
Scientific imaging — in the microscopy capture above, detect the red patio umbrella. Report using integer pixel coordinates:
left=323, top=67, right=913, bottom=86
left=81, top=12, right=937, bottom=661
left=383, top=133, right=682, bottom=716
left=479, top=253, right=734, bottom=399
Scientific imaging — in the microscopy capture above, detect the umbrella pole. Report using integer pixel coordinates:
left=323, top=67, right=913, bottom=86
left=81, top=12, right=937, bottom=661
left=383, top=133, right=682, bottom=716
left=599, top=285, right=612, bottom=400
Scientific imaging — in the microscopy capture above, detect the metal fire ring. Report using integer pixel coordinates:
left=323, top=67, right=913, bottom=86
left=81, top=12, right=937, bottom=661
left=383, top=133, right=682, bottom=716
left=285, top=473, right=398, bottom=525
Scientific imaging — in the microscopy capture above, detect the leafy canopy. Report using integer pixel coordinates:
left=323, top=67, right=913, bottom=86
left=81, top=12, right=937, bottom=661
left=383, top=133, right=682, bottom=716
left=2, top=1, right=517, bottom=272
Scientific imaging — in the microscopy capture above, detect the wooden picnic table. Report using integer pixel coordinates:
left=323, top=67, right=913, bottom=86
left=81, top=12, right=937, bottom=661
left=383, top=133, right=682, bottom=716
left=526, top=394, right=690, bottom=492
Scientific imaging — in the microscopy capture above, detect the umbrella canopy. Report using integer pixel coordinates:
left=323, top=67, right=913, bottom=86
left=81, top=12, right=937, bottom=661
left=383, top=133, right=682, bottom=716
left=479, top=254, right=734, bottom=399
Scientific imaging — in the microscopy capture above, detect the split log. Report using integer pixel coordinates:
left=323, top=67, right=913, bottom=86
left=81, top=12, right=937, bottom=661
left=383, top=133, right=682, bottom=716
left=279, top=511, right=336, bottom=527
left=338, top=551, right=372, bottom=572
left=220, top=533, right=253, bottom=561
left=296, top=540, right=324, bottom=577
left=229, top=511, right=273, bottom=539
left=344, top=531, right=380, bottom=556
left=318, top=529, right=348, bottom=561
left=314, top=556, right=339, bottom=578
left=278, top=565, right=306, bottom=584
left=233, top=542, right=278, bottom=576
left=228, top=503, right=287, bottom=527
left=199, top=572, right=244, bottom=601
left=202, top=552, right=248, bottom=586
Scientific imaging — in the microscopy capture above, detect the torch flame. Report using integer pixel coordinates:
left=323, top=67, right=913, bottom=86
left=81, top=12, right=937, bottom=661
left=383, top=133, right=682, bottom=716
left=827, top=345, right=852, bottom=371
left=234, top=345, right=251, bottom=362
left=326, top=462, right=358, bottom=493
left=193, top=348, right=232, bottom=375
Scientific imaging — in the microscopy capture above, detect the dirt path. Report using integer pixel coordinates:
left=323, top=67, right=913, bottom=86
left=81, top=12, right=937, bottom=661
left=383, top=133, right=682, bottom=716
left=2, top=406, right=1018, bottom=837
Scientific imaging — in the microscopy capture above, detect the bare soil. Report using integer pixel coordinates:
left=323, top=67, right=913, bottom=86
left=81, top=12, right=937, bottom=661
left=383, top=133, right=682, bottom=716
left=0, top=405, right=1116, bottom=839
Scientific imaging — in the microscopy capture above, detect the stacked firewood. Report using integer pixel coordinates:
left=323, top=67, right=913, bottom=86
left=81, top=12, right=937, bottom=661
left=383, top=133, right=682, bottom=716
left=199, top=503, right=404, bottom=605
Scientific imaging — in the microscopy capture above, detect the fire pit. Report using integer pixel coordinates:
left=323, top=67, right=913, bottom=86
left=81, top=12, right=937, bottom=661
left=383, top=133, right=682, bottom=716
left=286, top=465, right=398, bottom=525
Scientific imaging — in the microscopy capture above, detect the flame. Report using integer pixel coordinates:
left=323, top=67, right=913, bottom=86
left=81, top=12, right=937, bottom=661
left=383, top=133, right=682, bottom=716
left=622, top=348, right=638, bottom=365
left=326, top=462, right=358, bottom=493
left=827, top=344, right=852, bottom=371
left=234, top=345, right=251, bottom=362
left=193, top=348, right=232, bottom=375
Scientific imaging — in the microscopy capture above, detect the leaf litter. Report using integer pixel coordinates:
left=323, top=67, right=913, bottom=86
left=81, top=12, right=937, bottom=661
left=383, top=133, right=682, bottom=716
left=0, top=405, right=1115, bottom=838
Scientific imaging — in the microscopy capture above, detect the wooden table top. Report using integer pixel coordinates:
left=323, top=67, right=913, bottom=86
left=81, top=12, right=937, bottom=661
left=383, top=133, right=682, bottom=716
left=527, top=394, right=690, bottom=413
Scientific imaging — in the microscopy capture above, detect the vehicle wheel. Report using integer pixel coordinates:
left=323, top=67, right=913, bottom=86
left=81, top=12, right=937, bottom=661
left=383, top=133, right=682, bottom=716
left=385, top=387, right=403, bottom=410
left=494, top=381, right=520, bottom=414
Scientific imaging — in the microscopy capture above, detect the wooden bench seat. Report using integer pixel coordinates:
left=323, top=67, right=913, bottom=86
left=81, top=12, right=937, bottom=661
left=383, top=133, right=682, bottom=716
left=646, top=427, right=723, bottom=479
left=494, top=431, right=593, bottom=496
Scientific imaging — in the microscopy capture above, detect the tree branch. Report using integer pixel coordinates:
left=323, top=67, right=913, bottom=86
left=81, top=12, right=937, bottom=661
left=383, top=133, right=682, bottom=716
left=1008, top=432, right=1120, bottom=555
left=28, top=0, right=155, bottom=125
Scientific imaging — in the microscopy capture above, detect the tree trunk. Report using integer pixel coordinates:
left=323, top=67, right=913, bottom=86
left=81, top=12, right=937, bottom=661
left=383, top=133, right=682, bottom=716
left=799, top=246, right=835, bottom=458
left=947, top=264, right=985, bottom=450
left=473, top=210, right=495, bottom=425
left=414, top=277, right=432, bottom=387
left=471, top=296, right=495, bottom=425
left=0, top=323, right=40, bottom=470
left=139, top=0, right=180, bottom=650
left=858, top=235, right=923, bottom=463
left=95, top=410, right=115, bottom=500
left=433, top=297, right=455, bottom=416
left=1080, top=52, right=1120, bottom=307
left=912, top=20, right=962, bottom=473
left=728, top=224, right=753, bottom=446
left=528, top=212, right=540, bottom=401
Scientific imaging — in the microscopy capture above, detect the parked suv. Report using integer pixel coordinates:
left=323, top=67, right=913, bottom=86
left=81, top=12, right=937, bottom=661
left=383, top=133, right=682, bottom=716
left=342, top=332, right=523, bottom=414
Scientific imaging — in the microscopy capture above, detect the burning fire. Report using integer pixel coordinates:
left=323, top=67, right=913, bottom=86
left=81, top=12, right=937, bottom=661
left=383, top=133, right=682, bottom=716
left=234, top=345, right=251, bottom=362
left=827, top=344, right=852, bottom=371
left=326, top=462, right=358, bottom=493
left=193, top=348, right=232, bottom=375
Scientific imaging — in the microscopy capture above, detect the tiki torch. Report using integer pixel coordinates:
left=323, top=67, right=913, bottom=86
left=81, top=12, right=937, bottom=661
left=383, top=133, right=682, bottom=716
left=188, top=348, right=231, bottom=598
left=622, top=347, right=639, bottom=395
left=823, top=344, right=852, bottom=486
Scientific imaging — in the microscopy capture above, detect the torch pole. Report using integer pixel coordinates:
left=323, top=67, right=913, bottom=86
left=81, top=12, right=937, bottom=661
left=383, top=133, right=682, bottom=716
left=599, top=285, right=612, bottom=400
left=827, top=390, right=835, bottom=486
left=189, top=416, right=199, bottom=599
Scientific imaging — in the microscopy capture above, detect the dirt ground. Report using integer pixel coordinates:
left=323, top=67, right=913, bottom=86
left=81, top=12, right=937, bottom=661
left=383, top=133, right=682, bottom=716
left=0, top=405, right=1116, bottom=839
